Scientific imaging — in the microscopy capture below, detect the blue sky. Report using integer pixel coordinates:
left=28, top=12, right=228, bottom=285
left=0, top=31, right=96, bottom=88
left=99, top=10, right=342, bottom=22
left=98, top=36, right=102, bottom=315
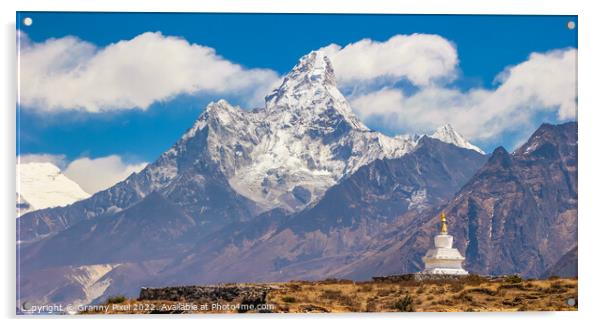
left=17, top=13, right=577, bottom=172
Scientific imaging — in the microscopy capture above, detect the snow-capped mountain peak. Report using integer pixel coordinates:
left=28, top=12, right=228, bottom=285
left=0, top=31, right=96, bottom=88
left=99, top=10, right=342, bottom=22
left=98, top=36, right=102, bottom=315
left=429, top=124, right=485, bottom=154
left=17, top=162, right=90, bottom=217
left=267, top=51, right=336, bottom=100
left=286, top=50, right=337, bottom=87
left=167, top=51, right=419, bottom=213
left=265, top=51, right=367, bottom=132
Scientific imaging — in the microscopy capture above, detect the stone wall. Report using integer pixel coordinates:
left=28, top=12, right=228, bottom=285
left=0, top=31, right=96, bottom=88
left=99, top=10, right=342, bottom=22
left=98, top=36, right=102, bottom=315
left=372, top=273, right=504, bottom=283
left=372, top=274, right=418, bottom=283
left=138, top=284, right=271, bottom=305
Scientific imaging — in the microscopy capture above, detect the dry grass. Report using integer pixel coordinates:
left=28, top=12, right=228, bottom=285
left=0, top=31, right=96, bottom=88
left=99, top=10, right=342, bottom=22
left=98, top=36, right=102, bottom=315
left=83, top=277, right=577, bottom=314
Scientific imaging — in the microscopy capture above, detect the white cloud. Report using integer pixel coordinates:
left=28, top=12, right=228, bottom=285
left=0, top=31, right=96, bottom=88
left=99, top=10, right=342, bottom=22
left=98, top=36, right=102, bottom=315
left=19, top=32, right=280, bottom=112
left=18, top=153, right=67, bottom=167
left=62, top=156, right=147, bottom=194
left=350, top=48, right=577, bottom=142
left=320, top=34, right=458, bottom=87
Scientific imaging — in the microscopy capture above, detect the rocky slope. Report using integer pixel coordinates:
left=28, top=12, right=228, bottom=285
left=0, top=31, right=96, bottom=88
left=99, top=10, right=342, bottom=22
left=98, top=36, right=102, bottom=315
left=448, top=122, right=577, bottom=277
left=139, top=136, right=487, bottom=286
left=544, top=246, right=577, bottom=278
left=336, top=122, right=577, bottom=279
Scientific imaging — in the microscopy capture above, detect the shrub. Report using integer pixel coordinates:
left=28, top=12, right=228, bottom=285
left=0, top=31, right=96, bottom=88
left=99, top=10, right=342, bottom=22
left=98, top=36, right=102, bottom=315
left=392, top=294, right=414, bottom=312
left=551, top=281, right=563, bottom=289
left=466, top=287, right=497, bottom=296
left=450, top=282, right=465, bottom=293
left=543, top=282, right=565, bottom=294
left=518, top=305, right=530, bottom=311
left=376, top=289, right=394, bottom=297
left=435, top=299, right=454, bottom=306
left=504, top=275, right=522, bottom=283
left=365, top=300, right=378, bottom=312
left=338, top=295, right=358, bottom=309
left=322, top=278, right=352, bottom=284
left=457, top=294, right=474, bottom=302
left=321, top=289, right=343, bottom=300
left=497, top=283, right=527, bottom=291
left=465, top=275, right=487, bottom=285
left=434, top=287, right=445, bottom=295
left=360, top=284, right=373, bottom=292
left=106, top=295, right=126, bottom=304
left=281, top=296, right=297, bottom=303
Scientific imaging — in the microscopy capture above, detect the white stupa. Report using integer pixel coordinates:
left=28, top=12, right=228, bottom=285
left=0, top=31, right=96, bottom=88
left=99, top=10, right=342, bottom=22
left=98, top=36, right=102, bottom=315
left=422, top=213, right=469, bottom=275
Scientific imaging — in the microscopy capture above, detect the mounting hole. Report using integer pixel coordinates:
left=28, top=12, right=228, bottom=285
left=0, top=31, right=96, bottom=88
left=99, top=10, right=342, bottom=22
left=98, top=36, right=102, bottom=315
left=23, top=17, right=33, bottom=26
left=567, top=21, right=576, bottom=30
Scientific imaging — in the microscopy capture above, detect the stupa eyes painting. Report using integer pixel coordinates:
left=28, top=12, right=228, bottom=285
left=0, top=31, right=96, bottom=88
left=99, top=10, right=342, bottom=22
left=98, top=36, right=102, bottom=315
left=16, top=13, right=577, bottom=314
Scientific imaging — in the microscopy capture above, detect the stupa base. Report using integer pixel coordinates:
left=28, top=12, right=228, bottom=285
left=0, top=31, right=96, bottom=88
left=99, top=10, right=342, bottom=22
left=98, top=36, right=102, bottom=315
left=422, top=268, right=469, bottom=275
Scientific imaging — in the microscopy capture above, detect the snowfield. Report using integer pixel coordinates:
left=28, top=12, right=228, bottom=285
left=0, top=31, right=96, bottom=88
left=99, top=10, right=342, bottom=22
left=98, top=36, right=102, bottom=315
left=17, top=162, right=90, bottom=217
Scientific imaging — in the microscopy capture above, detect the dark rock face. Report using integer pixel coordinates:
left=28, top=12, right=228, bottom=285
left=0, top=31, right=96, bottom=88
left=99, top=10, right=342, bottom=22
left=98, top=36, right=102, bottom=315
left=545, top=246, right=578, bottom=278
left=292, top=186, right=312, bottom=204
left=458, top=123, right=577, bottom=277
left=425, top=122, right=577, bottom=278
left=332, top=122, right=577, bottom=280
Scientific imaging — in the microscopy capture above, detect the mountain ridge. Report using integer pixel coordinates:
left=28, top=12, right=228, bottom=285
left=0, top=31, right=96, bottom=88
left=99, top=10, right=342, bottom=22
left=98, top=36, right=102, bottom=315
left=19, top=51, right=461, bottom=241
left=316, top=122, right=577, bottom=281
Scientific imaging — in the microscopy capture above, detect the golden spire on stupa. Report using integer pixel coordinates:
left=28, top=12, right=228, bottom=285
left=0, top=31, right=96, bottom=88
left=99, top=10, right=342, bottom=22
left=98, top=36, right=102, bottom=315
left=440, top=212, right=448, bottom=234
